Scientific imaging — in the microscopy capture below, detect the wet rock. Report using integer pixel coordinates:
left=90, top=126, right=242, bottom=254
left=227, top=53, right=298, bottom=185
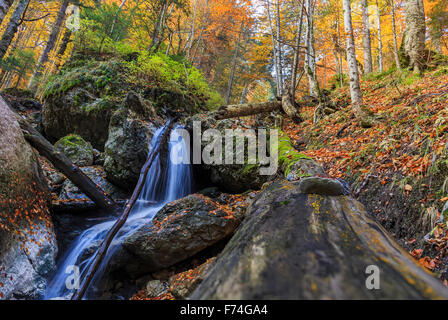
left=185, top=116, right=272, bottom=194
left=0, top=97, right=57, bottom=300
left=298, top=177, right=348, bottom=196
left=122, top=194, right=244, bottom=274
left=59, top=166, right=128, bottom=201
left=104, top=92, right=160, bottom=191
left=54, top=134, right=94, bottom=167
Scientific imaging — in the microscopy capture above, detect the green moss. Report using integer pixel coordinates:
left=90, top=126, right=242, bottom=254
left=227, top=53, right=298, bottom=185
left=277, top=131, right=312, bottom=178
left=55, top=134, right=87, bottom=148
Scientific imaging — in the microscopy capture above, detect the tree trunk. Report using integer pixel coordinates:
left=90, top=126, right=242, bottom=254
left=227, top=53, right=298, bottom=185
left=28, top=0, right=69, bottom=92
left=0, top=0, right=13, bottom=26
left=0, top=0, right=30, bottom=61
left=361, top=0, right=373, bottom=74
left=291, top=0, right=304, bottom=95
left=376, top=0, right=383, bottom=73
left=225, top=24, right=243, bottom=105
left=16, top=115, right=117, bottom=211
left=215, top=101, right=282, bottom=120
left=54, top=28, right=72, bottom=70
left=304, top=0, right=320, bottom=98
left=404, top=0, right=426, bottom=73
left=343, top=0, right=366, bottom=121
left=215, top=95, right=302, bottom=124
left=275, top=0, right=283, bottom=95
left=390, top=0, right=401, bottom=69
left=109, top=0, right=127, bottom=36
left=266, top=0, right=282, bottom=97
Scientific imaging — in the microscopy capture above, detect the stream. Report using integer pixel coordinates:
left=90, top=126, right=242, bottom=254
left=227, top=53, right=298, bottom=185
left=44, top=125, right=193, bottom=300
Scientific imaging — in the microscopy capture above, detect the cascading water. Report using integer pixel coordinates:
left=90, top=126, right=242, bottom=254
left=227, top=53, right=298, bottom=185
left=45, top=125, right=192, bottom=299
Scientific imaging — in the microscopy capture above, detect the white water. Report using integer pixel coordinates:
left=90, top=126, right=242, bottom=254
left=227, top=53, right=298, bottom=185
left=45, top=125, right=192, bottom=299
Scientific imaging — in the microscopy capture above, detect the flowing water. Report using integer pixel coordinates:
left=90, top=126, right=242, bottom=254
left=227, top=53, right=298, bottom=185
left=45, top=125, right=192, bottom=299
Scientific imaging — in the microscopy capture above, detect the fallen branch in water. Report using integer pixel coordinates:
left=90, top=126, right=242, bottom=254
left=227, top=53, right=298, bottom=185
left=71, top=121, right=175, bottom=300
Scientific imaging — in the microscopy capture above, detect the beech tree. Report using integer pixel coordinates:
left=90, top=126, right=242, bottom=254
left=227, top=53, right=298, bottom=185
left=28, top=0, right=69, bottom=92
left=0, top=0, right=31, bottom=61
left=361, top=0, right=373, bottom=74
left=0, top=0, right=13, bottom=26
left=403, top=0, right=426, bottom=73
left=304, top=0, right=320, bottom=98
left=343, top=0, right=371, bottom=126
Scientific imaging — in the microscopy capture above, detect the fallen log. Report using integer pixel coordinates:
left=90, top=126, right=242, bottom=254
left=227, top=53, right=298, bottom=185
left=190, top=134, right=448, bottom=300
left=215, top=100, right=282, bottom=120
left=16, top=115, right=117, bottom=211
left=71, top=121, right=175, bottom=300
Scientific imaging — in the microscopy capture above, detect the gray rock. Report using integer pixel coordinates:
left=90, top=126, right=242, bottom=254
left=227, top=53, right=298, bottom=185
left=185, top=116, right=271, bottom=194
left=145, top=280, right=169, bottom=298
left=0, top=97, right=57, bottom=300
left=54, top=134, right=94, bottom=167
left=122, top=194, right=244, bottom=274
left=299, top=176, right=347, bottom=196
left=104, top=93, right=159, bottom=190
left=59, top=166, right=128, bottom=201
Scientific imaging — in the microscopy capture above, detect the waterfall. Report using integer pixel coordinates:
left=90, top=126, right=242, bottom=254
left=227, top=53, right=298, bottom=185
left=45, top=125, right=192, bottom=299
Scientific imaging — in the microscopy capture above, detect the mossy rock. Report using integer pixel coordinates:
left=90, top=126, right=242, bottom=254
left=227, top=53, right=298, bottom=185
left=54, top=134, right=94, bottom=167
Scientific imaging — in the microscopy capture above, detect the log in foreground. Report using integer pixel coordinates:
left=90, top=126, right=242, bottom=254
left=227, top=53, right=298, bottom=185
left=191, top=138, right=448, bottom=299
left=190, top=180, right=448, bottom=299
left=71, top=121, right=174, bottom=300
left=16, top=115, right=117, bottom=211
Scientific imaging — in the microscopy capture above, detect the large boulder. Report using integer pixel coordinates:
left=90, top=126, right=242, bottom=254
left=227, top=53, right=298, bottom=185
left=41, top=60, right=126, bottom=150
left=0, top=98, right=57, bottom=300
left=122, top=194, right=246, bottom=274
left=54, top=134, right=94, bottom=167
left=185, top=116, right=273, bottom=194
left=104, top=92, right=160, bottom=190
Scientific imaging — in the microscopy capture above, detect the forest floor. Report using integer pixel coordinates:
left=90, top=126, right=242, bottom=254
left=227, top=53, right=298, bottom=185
left=283, top=66, right=448, bottom=284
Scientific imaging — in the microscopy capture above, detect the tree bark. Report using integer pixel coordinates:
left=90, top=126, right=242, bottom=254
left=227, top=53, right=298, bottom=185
left=266, top=0, right=282, bottom=97
left=16, top=115, right=117, bottom=211
left=215, top=101, right=283, bottom=120
left=343, top=0, right=365, bottom=120
left=71, top=122, right=175, bottom=300
left=390, top=0, right=401, bottom=69
left=225, top=24, right=243, bottom=105
left=376, top=0, right=383, bottom=73
left=275, top=0, right=283, bottom=95
left=361, top=0, right=373, bottom=74
left=28, top=0, right=69, bottom=92
left=0, top=0, right=30, bottom=61
left=304, top=0, right=320, bottom=98
left=0, top=0, right=13, bottom=26
left=404, top=0, right=426, bottom=73
left=109, top=0, right=127, bottom=36
left=291, top=0, right=304, bottom=96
